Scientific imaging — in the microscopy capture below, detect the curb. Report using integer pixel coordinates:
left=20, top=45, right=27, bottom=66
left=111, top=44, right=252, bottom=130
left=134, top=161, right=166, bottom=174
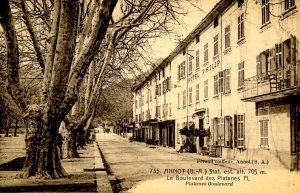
left=94, top=142, right=113, bottom=193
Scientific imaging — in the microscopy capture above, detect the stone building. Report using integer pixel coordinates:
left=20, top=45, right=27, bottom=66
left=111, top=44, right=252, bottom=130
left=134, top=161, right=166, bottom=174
left=132, top=0, right=299, bottom=170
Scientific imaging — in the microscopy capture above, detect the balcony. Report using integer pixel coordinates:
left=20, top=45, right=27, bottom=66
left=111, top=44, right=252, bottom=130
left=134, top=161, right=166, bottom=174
left=243, top=63, right=300, bottom=102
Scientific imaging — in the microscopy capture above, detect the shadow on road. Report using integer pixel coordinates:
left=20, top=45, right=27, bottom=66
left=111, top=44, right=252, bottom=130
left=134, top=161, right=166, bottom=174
left=0, top=157, right=25, bottom=171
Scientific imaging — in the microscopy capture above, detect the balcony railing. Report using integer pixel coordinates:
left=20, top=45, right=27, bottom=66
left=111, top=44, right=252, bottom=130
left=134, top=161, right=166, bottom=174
left=243, top=62, right=300, bottom=101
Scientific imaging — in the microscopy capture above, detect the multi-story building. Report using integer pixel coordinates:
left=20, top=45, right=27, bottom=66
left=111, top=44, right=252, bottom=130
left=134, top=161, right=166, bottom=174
left=132, top=0, right=299, bottom=170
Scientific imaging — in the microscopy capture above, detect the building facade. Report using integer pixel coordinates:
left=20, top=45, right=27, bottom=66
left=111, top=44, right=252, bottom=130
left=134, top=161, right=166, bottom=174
left=132, top=0, right=299, bottom=170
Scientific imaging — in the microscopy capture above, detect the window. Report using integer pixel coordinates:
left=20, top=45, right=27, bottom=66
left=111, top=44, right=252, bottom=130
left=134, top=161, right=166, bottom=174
left=238, top=13, right=245, bottom=41
left=188, top=54, right=193, bottom=74
left=214, top=74, right=219, bottom=96
left=238, top=0, right=244, bottom=7
left=224, top=25, right=230, bottom=49
left=146, top=110, right=150, bottom=120
left=204, top=43, right=208, bottom=63
left=162, top=68, right=165, bottom=78
left=177, top=93, right=180, bottom=108
left=213, top=118, right=219, bottom=145
left=158, top=84, right=161, bottom=96
left=163, top=79, right=167, bottom=94
left=183, top=47, right=186, bottom=55
left=259, top=119, right=269, bottom=148
left=196, top=50, right=200, bottom=69
left=183, top=90, right=186, bottom=108
left=284, top=0, right=295, bottom=11
left=204, top=80, right=208, bottom=99
left=135, top=100, right=138, bottom=109
left=224, top=68, right=231, bottom=92
left=166, top=77, right=171, bottom=92
left=196, top=34, right=200, bottom=44
left=156, top=106, right=161, bottom=118
left=256, top=50, right=270, bottom=81
left=235, top=114, right=245, bottom=147
left=196, top=84, right=200, bottom=102
left=214, top=35, right=219, bottom=56
left=224, top=116, right=233, bottom=148
left=214, top=16, right=219, bottom=28
left=275, top=43, right=283, bottom=69
left=139, top=97, right=142, bottom=107
left=169, top=102, right=172, bottom=116
left=163, top=104, right=168, bottom=118
left=135, top=115, right=138, bottom=123
left=238, top=62, right=245, bottom=88
left=262, top=0, right=270, bottom=25
left=150, top=90, right=152, bottom=102
left=219, top=71, right=224, bottom=93
left=178, top=61, right=186, bottom=80
left=155, top=84, right=161, bottom=96
left=141, top=112, right=144, bottom=122
left=188, top=87, right=192, bottom=105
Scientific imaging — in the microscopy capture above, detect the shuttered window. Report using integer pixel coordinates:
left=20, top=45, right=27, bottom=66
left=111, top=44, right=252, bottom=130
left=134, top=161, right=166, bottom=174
left=234, top=114, right=245, bottom=148
left=238, top=13, right=244, bottom=41
left=224, top=68, right=231, bottom=92
left=195, top=84, right=200, bottom=102
left=214, top=34, right=219, bottom=56
left=238, top=62, right=245, bottom=88
left=204, top=43, right=208, bottom=63
left=196, top=50, right=200, bottom=68
left=188, top=87, right=192, bottom=105
left=260, top=119, right=269, bottom=148
left=214, top=74, right=219, bottom=96
left=204, top=79, right=208, bottom=99
left=225, top=25, right=230, bottom=49
left=284, top=0, right=295, bottom=11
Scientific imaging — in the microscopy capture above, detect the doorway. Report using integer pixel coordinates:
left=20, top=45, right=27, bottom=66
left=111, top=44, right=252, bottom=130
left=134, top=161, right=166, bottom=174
left=199, top=118, right=204, bottom=148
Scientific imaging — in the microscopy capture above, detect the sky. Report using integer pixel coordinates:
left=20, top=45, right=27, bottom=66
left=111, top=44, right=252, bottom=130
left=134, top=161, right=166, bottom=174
left=148, top=0, right=220, bottom=60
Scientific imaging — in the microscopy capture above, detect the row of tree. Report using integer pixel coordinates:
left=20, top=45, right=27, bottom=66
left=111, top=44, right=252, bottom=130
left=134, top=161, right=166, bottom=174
left=0, top=0, right=190, bottom=179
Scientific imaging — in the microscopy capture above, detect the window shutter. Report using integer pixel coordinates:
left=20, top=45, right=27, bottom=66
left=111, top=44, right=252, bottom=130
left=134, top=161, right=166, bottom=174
left=243, top=113, right=245, bottom=147
left=182, top=61, right=186, bottom=78
left=291, top=35, right=296, bottom=65
left=269, top=47, right=276, bottom=72
left=234, top=114, right=237, bottom=148
left=220, top=117, right=224, bottom=146
left=229, top=116, right=233, bottom=148
left=163, top=80, right=166, bottom=93
left=256, top=54, right=262, bottom=77
left=219, top=71, right=224, bottom=93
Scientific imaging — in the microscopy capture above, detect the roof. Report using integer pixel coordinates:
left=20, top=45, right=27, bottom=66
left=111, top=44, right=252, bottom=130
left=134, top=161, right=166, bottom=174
left=132, top=0, right=236, bottom=92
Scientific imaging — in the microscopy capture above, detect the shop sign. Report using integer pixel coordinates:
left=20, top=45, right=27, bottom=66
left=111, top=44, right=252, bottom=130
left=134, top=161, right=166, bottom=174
left=202, top=60, right=220, bottom=74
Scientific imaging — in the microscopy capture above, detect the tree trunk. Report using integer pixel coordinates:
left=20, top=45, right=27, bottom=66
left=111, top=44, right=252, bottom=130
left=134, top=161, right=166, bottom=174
left=66, top=128, right=79, bottom=159
left=5, top=126, right=9, bottom=137
left=77, top=129, right=86, bottom=149
left=14, top=120, right=18, bottom=137
left=65, top=121, right=80, bottom=159
left=18, top=105, right=67, bottom=179
left=84, top=113, right=95, bottom=144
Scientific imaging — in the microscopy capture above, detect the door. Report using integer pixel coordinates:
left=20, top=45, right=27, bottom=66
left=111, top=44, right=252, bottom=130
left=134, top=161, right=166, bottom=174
left=291, top=100, right=300, bottom=170
left=199, top=119, right=204, bottom=148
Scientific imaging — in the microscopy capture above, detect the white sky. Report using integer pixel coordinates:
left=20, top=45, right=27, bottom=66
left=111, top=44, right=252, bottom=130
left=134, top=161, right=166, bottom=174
left=148, top=0, right=220, bottom=60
